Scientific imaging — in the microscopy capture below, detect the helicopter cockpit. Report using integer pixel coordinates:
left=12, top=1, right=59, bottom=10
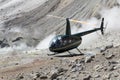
left=49, top=35, right=81, bottom=49
left=49, top=35, right=62, bottom=48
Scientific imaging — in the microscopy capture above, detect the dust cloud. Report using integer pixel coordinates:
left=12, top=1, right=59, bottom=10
left=36, top=32, right=56, bottom=50
left=100, top=6, right=120, bottom=31
left=77, top=3, right=120, bottom=49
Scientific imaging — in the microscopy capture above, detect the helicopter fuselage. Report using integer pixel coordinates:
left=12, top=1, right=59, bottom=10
left=49, top=35, right=82, bottom=53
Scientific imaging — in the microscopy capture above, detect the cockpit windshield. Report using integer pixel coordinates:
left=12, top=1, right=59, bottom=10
left=49, top=35, right=62, bottom=48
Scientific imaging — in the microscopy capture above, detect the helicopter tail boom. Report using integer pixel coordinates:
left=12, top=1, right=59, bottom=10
left=73, top=18, right=105, bottom=37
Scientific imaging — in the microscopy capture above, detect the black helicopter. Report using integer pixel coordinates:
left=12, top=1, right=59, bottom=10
left=49, top=18, right=104, bottom=55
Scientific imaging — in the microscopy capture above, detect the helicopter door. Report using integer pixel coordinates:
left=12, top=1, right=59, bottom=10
left=61, top=36, right=72, bottom=46
left=62, top=36, right=80, bottom=46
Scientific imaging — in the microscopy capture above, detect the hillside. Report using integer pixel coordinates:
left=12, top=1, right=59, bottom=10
left=0, top=0, right=119, bottom=47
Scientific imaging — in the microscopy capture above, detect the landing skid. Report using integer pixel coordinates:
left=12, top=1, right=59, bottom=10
left=67, top=51, right=74, bottom=57
left=76, top=48, right=84, bottom=55
left=47, top=52, right=61, bottom=56
left=48, top=48, right=84, bottom=56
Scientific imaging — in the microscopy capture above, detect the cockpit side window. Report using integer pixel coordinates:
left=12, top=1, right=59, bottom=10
left=61, top=36, right=78, bottom=46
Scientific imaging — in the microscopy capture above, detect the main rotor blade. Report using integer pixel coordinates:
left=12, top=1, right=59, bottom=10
left=47, top=15, right=65, bottom=20
left=47, top=15, right=96, bottom=26
left=70, top=19, right=91, bottom=25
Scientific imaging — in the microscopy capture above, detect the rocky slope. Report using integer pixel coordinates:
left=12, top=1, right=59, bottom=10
left=0, top=44, right=120, bottom=80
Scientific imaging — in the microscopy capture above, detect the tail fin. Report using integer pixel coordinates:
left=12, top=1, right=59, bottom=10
left=66, top=18, right=71, bottom=35
left=100, top=18, right=104, bottom=35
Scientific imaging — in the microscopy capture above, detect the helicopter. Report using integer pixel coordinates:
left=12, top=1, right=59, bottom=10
left=49, top=18, right=105, bottom=55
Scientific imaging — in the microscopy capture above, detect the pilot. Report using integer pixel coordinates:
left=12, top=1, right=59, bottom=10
left=56, top=39, right=61, bottom=47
